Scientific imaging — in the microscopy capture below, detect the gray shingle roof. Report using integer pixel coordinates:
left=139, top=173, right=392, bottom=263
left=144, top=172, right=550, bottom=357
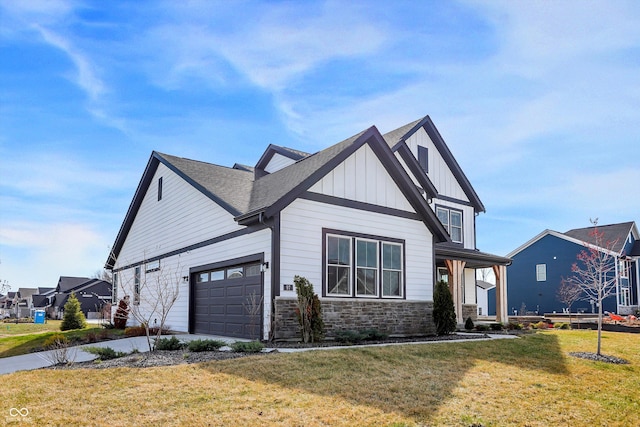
left=243, top=130, right=366, bottom=218
left=57, top=277, right=90, bottom=293
left=564, top=222, right=634, bottom=254
left=107, top=117, right=478, bottom=267
left=156, top=153, right=254, bottom=216
left=382, top=118, right=422, bottom=148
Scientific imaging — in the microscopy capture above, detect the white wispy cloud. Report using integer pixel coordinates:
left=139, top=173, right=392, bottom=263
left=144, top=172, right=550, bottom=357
left=32, top=24, right=105, bottom=101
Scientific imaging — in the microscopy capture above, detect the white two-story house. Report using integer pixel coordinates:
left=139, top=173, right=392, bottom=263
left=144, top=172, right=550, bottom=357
left=107, top=115, right=510, bottom=340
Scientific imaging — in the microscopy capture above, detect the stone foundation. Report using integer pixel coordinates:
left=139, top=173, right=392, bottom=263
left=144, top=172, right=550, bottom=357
left=462, top=304, right=478, bottom=322
left=273, top=297, right=435, bottom=341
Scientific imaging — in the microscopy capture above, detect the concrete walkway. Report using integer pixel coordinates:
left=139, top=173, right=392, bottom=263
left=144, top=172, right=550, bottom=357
left=0, top=334, right=243, bottom=375
left=0, top=333, right=517, bottom=375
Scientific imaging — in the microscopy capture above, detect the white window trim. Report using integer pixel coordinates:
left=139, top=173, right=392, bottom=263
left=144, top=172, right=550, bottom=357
left=382, top=242, right=404, bottom=298
left=326, top=234, right=352, bottom=297
left=536, top=264, right=547, bottom=282
left=436, top=206, right=463, bottom=244
left=355, top=238, right=379, bottom=297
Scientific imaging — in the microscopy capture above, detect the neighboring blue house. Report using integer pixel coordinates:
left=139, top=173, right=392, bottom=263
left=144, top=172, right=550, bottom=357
left=505, top=222, right=640, bottom=316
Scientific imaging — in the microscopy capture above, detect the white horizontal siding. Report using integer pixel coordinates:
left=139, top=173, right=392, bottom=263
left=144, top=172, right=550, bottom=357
left=116, top=229, right=272, bottom=338
left=117, top=163, right=244, bottom=264
left=309, top=144, right=415, bottom=212
left=265, top=153, right=296, bottom=173
left=405, top=128, right=469, bottom=203
left=280, top=198, right=434, bottom=301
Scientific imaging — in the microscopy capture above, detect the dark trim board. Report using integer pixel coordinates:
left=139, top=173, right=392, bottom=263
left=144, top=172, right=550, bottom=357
left=434, top=194, right=475, bottom=208
left=300, top=192, right=421, bottom=221
left=113, top=224, right=267, bottom=272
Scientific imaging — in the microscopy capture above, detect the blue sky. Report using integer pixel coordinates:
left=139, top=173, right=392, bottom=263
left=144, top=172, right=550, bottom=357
left=1, top=1, right=639, bottom=292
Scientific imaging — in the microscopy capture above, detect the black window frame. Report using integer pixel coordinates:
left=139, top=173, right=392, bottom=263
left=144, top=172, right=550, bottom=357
left=417, top=145, right=428, bottom=173
left=323, top=228, right=405, bottom=299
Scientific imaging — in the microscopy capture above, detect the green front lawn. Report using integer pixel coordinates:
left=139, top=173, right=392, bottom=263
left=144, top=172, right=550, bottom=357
left=0, top=323, right=123, bottom=358
left=1, top=330, right=638, bottom=426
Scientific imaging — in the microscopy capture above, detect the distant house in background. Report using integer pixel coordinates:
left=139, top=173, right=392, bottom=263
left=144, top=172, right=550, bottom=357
left=31, top=287, right=56, bottom=313
left=0, top=292, right=16, bottom=318
left=476, top=280, right=495, bottom=316
left=49, top=277, right=112, bottom=320
left=506, top=222, right=640, bottom=315
left=14, top=288, right=39, bottom=318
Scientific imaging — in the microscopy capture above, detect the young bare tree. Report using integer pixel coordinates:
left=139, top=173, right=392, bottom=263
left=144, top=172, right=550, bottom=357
left=563, top=220, right=619, bottom=355
left=115, top=259, right=182, bottom=352
left=557, top=280, right=583, bottom=327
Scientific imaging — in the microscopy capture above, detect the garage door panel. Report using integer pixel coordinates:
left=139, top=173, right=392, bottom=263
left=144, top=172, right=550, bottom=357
left=192, top=261, right=263, bottom=339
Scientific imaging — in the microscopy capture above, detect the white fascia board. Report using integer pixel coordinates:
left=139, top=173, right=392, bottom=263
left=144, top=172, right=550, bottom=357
left=506, top=229, right=619, bottom=259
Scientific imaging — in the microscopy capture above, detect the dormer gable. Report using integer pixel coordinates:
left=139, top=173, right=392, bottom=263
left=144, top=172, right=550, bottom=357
left=254, top=144, right=310, bottom=178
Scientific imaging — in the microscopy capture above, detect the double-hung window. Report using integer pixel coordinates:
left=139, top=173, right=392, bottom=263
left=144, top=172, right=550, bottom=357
left=327, top=236, right=351, bottom=295
left=436, top=206, right=463, bottom=244
left=325, top=230, right=404, bottom=298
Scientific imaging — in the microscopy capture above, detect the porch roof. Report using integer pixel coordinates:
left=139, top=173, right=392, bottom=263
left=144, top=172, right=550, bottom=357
left=435, top=243, right=511, bottom=269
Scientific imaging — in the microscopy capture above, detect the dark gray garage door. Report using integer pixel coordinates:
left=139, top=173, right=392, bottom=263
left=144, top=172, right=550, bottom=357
left=193, top=262, right=263, bottom=339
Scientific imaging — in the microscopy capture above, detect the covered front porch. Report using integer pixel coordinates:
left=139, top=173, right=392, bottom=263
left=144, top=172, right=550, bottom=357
left=435, top=243, right=512, bottom=324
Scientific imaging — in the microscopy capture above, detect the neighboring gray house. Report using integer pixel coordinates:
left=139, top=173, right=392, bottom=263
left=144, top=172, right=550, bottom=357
left=107, top=115, right=510, bottom=340
left=14, top=288, right=38, bottom=318
left=50, top=277, right=112, bottom=320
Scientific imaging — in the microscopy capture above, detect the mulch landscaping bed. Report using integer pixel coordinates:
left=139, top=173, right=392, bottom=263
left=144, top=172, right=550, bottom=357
left=47, top=333, right=491, bottom=370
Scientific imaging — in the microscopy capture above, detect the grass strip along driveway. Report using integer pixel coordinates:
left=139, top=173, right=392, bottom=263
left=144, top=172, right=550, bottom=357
left=2, top=330, right=639, bottom=426
left=0, top=321, right=123, bottom=358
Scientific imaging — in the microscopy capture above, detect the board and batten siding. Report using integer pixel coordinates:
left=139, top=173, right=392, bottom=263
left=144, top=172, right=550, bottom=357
left=279, top=198, right=434, bottom=301
left=404, top=127, right=470, bottom=203
left=264, top=153, right=297, bottom=173
left=117, top=163, right=244, bottom=264
left=430, top=198, right=476, bottom=250
left=308, top=144, right=415, bottom=212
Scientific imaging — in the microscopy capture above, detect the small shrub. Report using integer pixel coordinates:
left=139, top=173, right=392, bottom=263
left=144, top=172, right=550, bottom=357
left=85, top=332, right=98, bottom=343
left=433, top=280, right=456, bottom=335
left=464, top=317, right=475, bottom=331
left=475, top=324, right=490, bottom=332
left=533, top=321, right=548, bottom=329
left=489, top=323, right=504, bottom=331
left=554, top=322, right=570, bottom=330
left=124, top=326, right=147, bottom=337
left=231, top=341, right=264, bottom=353
left=43, top=333, right=69, bottom=349
left=154, top=336, right=187, bottom=351
left=507, top=322, right=523, bottom=330
left=294, top=275, right=324, bottom=343
left=83, top=346, right=128, bottom=360
left=335, top=330, right=364, bottom=344
left=187, top=339, right=226, bottom=352
left=360, top=328, right=388, bottom=341
left=42, top=333, right=74, bottom=365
